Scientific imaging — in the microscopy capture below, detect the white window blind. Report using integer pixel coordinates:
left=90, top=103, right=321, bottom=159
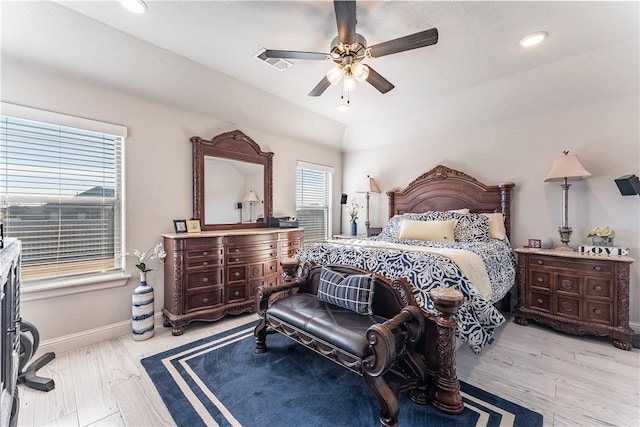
left=0, top=114, right=125, bottom=284
left=296, top=162, right=333, bottom=242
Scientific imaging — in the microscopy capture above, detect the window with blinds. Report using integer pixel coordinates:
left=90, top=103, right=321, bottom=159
left=0, top=115, right=124, bottom=284
left=296, top=162, right=333, bottom=243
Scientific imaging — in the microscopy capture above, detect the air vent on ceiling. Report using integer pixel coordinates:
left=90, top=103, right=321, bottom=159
left=254, top=48, right=293, bottom=71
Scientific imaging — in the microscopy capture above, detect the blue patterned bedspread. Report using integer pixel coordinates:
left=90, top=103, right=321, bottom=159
left=294, top=237, right=516, bottom=353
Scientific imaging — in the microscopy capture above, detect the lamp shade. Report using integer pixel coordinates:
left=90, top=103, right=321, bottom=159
left=357, top=175, right=381, bottom=193
left=243, top=190, right=259, bottom=203
left=544, top=152, right=591, bottom=181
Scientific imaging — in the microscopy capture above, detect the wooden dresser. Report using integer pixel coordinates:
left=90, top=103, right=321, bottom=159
left=162, top=228, right=303, bottom=335
left=514, top=247, right=635, bottom=350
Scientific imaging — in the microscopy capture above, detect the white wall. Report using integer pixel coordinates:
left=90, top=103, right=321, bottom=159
left=1, top=61, right=342, bottom=347
left=342, top=95, right=640, bottom=324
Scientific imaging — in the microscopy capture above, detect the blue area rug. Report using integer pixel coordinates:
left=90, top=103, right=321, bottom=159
left=142, top=323, right=543, bottom=427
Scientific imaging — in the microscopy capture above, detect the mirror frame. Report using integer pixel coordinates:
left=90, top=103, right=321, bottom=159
left=191, top=130, right=273, bottom=231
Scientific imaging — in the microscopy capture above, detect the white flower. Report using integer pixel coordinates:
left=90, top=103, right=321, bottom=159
left=347, top=199, right=360, bottom=222
left=127, top=243, right=166, bottom=273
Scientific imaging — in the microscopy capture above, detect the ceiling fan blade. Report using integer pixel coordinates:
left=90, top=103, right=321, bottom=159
left=260, top=50, right=328, bottom=61
left=368, top=28, right=438, bottom=58
left=334, top=0, right=356, bottom=44
left=309, top=76, right=331, bottom=97
left=365, top=66, right=395, bottom=94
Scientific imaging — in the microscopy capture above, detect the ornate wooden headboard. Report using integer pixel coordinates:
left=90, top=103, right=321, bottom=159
left=387, top=165, right=516, bottom=239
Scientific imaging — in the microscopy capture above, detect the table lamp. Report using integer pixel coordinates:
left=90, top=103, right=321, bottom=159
left=545, top=151, right=591, bottom=251
left=244, top=190, right=260, bottom=222
left=356, top=175, right=381, bottom=235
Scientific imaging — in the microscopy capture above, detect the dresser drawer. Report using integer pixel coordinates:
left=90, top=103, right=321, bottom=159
left=279, top=231, right=303, bottom=241
left=186, top=270, right=223, bottom=290
left=585, top=277, right=612, bottom=300
left=556, top=297, right=580, bottom=320
left=584, top=301, right=613, bottom=324
left=186, top=257, right=223, bottom=270
left=184, top=237, right=223, bottom=250
left=248, top=262, right=265, bottom=279
left=529, top=290, right=551, bottom=313
left=228, top=266, right=246, bottom=282
left=556, top=273, right=580, bottom=296
left=186, top=247, right=223, bottom=260
left=529, top=255, right=612, bottom=276
left=227, top=248, right=277, bottom=264
left=226, top=284, right=247, bottom=303
left=226, top=234, right=277, bottom=246
left=186, top=288, right=223, bottom=312
left=528, top=270, right=551, bottom=290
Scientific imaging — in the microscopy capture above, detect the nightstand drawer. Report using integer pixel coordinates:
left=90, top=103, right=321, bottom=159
left=556, top=297, right=580, bottom=319
left=529, top=255, right=612, bottom=276
left=529, top=270, right=551, bottom=289
left=584, top=301, right=613, bottom=324
left=585, top=277, right=612, bottom=300
left=529, top=290, right=551, bottom=312
left=556, top=274, right=580, bottom=295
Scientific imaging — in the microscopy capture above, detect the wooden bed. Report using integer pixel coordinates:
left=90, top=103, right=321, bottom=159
left=387, top=164, right=515, bottom=239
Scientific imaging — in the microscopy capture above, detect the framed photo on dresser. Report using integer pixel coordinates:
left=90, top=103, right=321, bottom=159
left=173, top=219, right=187, bottom=234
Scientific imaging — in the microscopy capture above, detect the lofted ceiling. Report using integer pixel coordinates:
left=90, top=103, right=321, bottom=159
left=1, top=1, right=638, bottom=151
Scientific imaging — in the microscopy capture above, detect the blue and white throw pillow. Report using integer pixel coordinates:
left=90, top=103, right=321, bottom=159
left=317, top=267, right=375, bottom=315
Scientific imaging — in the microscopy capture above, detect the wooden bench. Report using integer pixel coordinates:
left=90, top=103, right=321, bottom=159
left=254, top=261, right=463, bottom=427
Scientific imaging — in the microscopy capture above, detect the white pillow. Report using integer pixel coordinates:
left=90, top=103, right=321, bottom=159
left=448, top=208, right=470, bottom=214
left=398, top=219, right=457, bottom=242
left=483, top=213, right=507, bottom=240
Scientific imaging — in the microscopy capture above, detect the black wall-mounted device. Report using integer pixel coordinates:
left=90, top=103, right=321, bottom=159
left=615, top=174, right=640, bottom=196
left=340, top=193, right=348, bottom=205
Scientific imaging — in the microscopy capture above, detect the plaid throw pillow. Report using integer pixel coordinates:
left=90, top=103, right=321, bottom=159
left=317, top=267, right=375, bottom=315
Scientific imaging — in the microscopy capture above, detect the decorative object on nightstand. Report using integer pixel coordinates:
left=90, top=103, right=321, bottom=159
left=347, top=199, right=361, bottom=236
left=587, top=226, right=614, bottom=246
left=514, top=247, right=635, bottom=350
left=356, top=175, right=381, bottom=236
left=244, top=190, right=260, bottom=222
left=544, top=151, right=591, bottom=251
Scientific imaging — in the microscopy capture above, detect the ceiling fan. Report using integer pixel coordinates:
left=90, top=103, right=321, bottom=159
left=258, top=0, right=438, bottom=97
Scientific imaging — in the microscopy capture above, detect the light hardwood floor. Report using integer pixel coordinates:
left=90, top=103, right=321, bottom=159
left=16, top=313, right=640, bottom=427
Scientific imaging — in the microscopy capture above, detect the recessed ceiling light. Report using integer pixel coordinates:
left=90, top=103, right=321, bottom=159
left=118, top=0, right=148, bottom=14
left=519, top=31, right=547, bottom=47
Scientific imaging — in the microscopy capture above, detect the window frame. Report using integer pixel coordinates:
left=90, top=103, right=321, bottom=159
left=296, top=161, right=333, bottom=243
left=1, top=103, right=129, bottom=298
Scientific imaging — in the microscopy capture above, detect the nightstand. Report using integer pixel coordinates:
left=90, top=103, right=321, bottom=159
left=514, top=247, right=635, bottom=350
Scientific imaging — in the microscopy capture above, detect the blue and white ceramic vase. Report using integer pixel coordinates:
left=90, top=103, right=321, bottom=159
left=132, top=271, right=154, bottom=341
left=350, top=221, right=357, bottom=236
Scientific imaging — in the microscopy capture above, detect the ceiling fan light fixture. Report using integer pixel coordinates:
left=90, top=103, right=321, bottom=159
left=351, top=62, right=369, bottom=82
left=343, top=73, right=356, bottom=92
left=118, top=0, right=148, bottom=14
left=337, top=103, right=350, bottom=112
left=326, top=64, right=345, bottom=85
left=519, top=31, right=547, bottom=47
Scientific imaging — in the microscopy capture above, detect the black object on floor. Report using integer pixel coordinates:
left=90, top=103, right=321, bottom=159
left=17, top=320, right=55, bottom=392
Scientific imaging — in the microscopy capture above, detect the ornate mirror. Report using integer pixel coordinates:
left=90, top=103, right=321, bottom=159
left=191, top=130, right=273, bottom=231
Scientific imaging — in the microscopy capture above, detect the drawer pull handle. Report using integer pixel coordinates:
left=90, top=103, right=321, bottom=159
left=202, top=251, right=208, bottom=256
left=234, top=272, right=240, bottom=277
left=203, top=297, right=209, bottom=303
left=234, top=291, right=240, bottom=297
left=594, top=285, right=603, bottom=292
left=537, top=260, right=543, bottom=265
left=202, top=277, right=208, bottom=283
left=235, top=258, right=239, bottom=262
left=594, top=266, right=602, bottom=272
left=203, top=262, right=208, bottom=266
left=537, top=277, right=544, bottom=283
left=594, top=309, right=602, bottom=315
left=536, top=298, right=543, bottom=304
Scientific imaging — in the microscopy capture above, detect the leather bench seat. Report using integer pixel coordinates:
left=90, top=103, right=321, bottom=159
left=267, top=293, right=389, bottom=358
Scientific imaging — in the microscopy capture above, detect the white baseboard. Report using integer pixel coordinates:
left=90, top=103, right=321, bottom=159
left=33, top=312, right=164, bottom=359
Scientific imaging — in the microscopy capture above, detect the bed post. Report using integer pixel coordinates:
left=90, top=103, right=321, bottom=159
left=429, top=287, right=464, bottom=415
left=498, top=182, right=515, bottom=240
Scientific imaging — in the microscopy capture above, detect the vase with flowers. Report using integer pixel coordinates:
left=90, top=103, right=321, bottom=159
left=347, top=200, right=361, bottom=236
left=129, top=243, right=166, bottom=341
left=587, top=227, right=615, bottom=247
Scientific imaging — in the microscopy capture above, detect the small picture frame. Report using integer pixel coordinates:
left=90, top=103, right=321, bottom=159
left=173, top=219, right=187, bottom=234
left=187, top=219, right=201, bottom=233
left=528, top=238, right=542, bottom=249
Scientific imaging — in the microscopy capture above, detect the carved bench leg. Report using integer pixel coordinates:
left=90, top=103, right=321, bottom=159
left=254, top=316, right=268, bottom=354
left=429, top=288, right=464, bottom=415
left=363, top=374, right=400, bottom=427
